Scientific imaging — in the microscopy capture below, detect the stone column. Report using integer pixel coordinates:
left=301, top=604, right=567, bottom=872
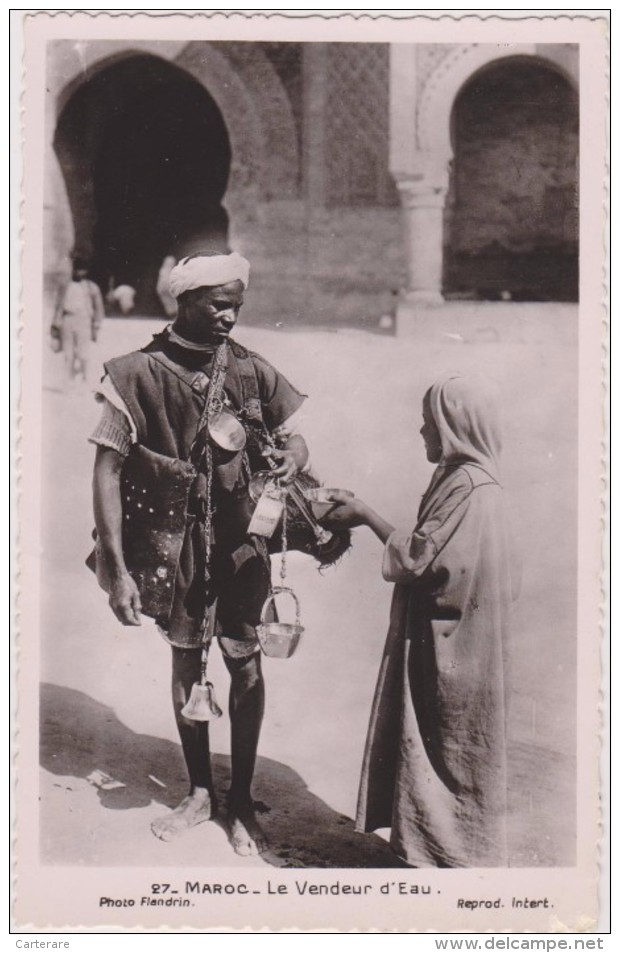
left=389, top=45, right=450, bottom=331
left=396, top=174, right=448, bottom=312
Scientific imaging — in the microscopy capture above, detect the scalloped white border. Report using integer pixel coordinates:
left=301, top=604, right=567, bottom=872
left=11, top=8, right=610, bottom=938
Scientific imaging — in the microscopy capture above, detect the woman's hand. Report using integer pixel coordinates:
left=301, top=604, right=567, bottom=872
left=318, top=495, right=371, bottom=529
left=314, top=490, right=395, bottom=543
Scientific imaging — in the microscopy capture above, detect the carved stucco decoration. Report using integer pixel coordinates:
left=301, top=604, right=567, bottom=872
left=325, top=42, right=394, bottom=205
left=415, top=44, right=458, bottom=98
left=417, top=43, right=540, bottom=159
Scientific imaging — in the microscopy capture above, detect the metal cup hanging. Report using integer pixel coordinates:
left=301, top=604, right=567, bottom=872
left=255, top=491, right=306, bottom=659
left=207, top=403, right=247, bottom=452
left=256, top=586, right=305, bottom=659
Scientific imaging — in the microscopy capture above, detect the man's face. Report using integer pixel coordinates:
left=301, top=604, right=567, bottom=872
left=176, top=280, right=244, bottom=344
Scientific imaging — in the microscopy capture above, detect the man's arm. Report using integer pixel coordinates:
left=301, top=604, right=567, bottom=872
left=93, top=445, right=142, bottom=625
left=249, top=353, right=309, bottom=481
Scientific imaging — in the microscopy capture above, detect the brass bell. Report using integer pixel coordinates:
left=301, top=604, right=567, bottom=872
left=181, top=681, right=223, bottom=722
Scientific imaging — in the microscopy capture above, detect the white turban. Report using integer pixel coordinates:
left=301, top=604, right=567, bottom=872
left=168, top=252, right=250, bottom=298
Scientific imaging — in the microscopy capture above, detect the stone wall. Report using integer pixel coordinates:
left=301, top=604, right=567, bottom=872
left=227, top=41, right=402, bottom=328
left=240, top=200, right=403, bottom=329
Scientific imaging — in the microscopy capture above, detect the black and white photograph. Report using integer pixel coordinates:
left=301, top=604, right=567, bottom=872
left=14, top=10, right=607, bottom=933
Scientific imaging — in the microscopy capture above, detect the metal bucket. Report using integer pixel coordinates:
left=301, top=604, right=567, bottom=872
left=256, top=587, right=305, bottom=659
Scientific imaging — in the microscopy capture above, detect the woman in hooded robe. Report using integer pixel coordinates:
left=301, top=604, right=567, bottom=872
left=322, top=372, right=518, bottom=868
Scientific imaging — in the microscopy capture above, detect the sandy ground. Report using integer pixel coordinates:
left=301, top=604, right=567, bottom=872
left=39, top=303, right=577, bottom=869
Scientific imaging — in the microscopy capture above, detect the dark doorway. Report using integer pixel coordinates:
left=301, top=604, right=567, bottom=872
left=55, top=55, right=231, bottom=314
left=443, top=58, right=578, bottom=302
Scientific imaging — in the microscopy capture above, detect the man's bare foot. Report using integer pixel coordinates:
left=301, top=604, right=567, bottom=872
left=151, top=789, right=216, bottom=842
left=227, top=801, right=269, bottom=856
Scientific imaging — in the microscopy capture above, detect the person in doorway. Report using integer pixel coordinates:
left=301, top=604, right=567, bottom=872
left=107, top=282, right=136, bottom=315
left=320, top=372, right=518, bottom=867
left=156, top=255, right=178, bottom=318
left=52, top=258, right=105, bottom=391
left=89, top=251, right=309, bottom=856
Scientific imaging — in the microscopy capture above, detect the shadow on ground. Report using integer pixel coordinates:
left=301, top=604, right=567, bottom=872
left=40, top=682, right=407, bottom=869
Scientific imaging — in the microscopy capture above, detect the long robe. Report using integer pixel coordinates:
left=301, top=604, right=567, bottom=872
left=355, top=461, right=515, bottom=868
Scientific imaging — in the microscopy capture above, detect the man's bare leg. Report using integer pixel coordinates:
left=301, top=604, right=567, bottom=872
left=151, top=647, right=217, bottom=841
left=224, top=652, right=268, bottom=856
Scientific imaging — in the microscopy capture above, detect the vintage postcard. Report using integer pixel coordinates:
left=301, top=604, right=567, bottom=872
left=14, top=10, right=608, bottom=933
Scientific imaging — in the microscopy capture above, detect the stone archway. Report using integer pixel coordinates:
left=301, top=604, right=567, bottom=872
left=176, top=42, right=300, bottom=207
left=45, top=40, right=301, bottom=309
left=389, top=43, right=579, bottom=316
left=443, top=58, right=578, bottom=301
left=55, top=53, right=232, bottom=313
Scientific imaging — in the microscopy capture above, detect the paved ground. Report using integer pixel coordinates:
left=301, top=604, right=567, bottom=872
left=39, top=302, right=577, bottom=869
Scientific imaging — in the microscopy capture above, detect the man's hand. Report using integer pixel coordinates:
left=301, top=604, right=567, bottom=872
left=263, top=433, right=309, bottom=483
left=93, top=446, right=142, bottom=624
left=263, top=447, right=301, bottom=484
left=109, top=572, right=142, bottom=626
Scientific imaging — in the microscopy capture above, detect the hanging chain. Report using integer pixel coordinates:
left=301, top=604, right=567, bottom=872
left=201, top=343, right=228, bottom=428
left=203, top=442, right=214, bottom=585
left=193, top=342, right=229, bottom=637
left=200, top=644, right=209, bottom=686
left=280, top=486, right=288, bottom=583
